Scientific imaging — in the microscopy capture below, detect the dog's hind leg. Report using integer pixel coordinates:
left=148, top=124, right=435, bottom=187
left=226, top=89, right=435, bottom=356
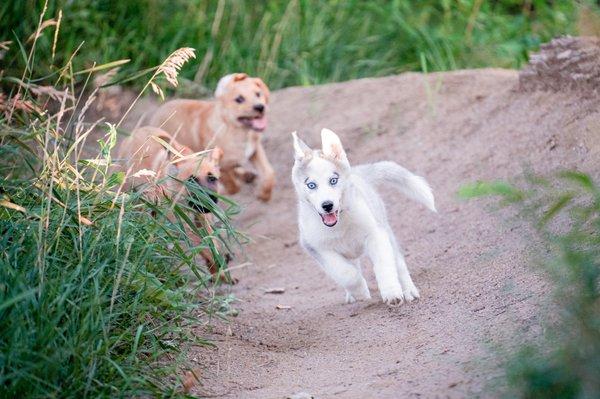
left=366, top=228, right=404, bottom=305
left=389, top=233, right=420, bottom=302
left=307, top=247, right=370, bottom=303
left=395, top=253, right=420, bottom=302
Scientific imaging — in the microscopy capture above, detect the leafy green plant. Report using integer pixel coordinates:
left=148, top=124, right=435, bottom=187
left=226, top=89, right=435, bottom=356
left=460, top=172, right=600, bottom=398
left=0, top=20, right=239, bottom=398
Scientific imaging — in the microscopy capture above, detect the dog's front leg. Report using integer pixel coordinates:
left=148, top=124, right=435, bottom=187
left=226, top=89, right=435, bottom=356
left=233, top=166, right=257, bottom=183
left=366, top=228, right=404, bottom=305
left=219, top=167, right=241, bottom=195
left=389, top=234, right=420, bottom=302
left=249, top=141, right=275, bottom=202
left=195, top=214, right=235, bottom=284
left=309, top=248, right=371, bottom=303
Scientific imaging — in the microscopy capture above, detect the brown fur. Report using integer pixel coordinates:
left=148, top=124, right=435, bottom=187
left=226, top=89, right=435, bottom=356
left=115, top=126, right=232, bottom=282
left=148, top=73, right=275, bottom=201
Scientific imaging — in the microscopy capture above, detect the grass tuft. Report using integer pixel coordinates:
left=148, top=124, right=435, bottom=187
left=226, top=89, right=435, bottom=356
left=0, top=20, right=238, bottom=397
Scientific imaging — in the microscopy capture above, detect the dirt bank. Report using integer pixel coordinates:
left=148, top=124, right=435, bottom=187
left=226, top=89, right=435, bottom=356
left=118, top=39, right=600, bottom=398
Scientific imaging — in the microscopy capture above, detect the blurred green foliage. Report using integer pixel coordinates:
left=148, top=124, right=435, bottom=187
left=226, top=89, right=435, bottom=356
left=461, top=171, right=600, bottom=398
left=1, top=0, right=579, bottom=91
left=0, top=117, right=239, bottom=396
left=0, top=14, right=240, bottom=395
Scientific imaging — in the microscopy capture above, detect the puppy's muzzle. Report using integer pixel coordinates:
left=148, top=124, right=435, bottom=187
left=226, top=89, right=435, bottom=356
left=188, top=177, right=219, bottom=213
left=188, top=193, right=219, bottom=214
left=321, top=201, right=334, bottom=213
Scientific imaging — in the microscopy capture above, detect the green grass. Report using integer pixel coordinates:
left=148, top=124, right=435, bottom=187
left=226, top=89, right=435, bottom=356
left=0, top=0, right=579, bottom=92
left=460, top=172, right=600, bottom=398
left=0, top=124, right=240, bottom=397
left=0, top=19, right=239, bottom=397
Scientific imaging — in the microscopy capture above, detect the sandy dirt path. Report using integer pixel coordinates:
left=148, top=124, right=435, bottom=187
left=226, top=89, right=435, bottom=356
left=120, top=55, right=600, bottom=398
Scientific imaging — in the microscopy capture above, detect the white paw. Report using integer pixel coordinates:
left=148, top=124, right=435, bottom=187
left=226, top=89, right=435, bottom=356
left=362, top=288, right=372, bottom=300
left=345, top=279, right=371, bottom=303
left=379, top=284, right=404, bottom=306
left=402, top=284, right=420, bottom=302
left=345, top=291, right=356, bottom=304
left=358, top=280, right=372, bottom=300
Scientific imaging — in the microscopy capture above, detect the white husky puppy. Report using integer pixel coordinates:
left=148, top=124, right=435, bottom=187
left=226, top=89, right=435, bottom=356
left=291, top=128, right=436, bottom=305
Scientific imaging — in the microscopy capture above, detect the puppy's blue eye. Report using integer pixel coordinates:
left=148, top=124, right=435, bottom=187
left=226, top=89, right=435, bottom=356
left=235, top=95, right=245, bottom=103
left=307, top=182, right=317, bottom=190
left=329, top=177, right=338, bottom=186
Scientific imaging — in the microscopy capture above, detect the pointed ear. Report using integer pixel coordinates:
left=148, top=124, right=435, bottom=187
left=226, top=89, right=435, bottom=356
left=292, top=131, right=312, bottom=161
left=211, top=146, right=224, bottom=163
left=321, top=128, right=348, bottom=165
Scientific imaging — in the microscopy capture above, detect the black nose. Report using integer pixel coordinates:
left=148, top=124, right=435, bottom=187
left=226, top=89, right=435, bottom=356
left=253, top=104, right=265, bottom=113
left=321, top=201, right=334, bottom=213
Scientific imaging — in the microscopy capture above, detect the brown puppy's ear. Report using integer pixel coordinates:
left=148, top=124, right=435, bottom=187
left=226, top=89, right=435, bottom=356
left=254, top=78, right=270, bottom=103
left=211, top=147, right=224, bottom=163
left=215, top=73, right=248, bottom=98
left=154, top=133, right=192, bottom=160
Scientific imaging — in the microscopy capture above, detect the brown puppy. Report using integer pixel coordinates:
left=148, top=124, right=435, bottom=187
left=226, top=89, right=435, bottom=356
left=116, top=126, right=231, bottom=281
left=148, top=73, right=275, bottom=201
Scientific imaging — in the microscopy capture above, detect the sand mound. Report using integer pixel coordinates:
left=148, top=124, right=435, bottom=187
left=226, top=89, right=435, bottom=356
left=185, top=65, right=599, bottom=397
left=519, top=36, right=600, bottom=93
left=109, top=38, right=600, bottom=398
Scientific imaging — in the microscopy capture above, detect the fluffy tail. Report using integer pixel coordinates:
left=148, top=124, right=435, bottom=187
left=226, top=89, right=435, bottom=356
left=353, top=161, right=436, bottom=212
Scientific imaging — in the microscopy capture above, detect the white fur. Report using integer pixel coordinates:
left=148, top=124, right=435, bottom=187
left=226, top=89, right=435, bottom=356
left=353, top=161, right=436, bottom=212
left=291, top=128, right=436, bottom=305
left=214, top=74, right=235, bottom=98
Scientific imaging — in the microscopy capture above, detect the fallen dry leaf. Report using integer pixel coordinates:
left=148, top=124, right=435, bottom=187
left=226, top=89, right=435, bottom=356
left=182, top=367, right=202, bottom=393
left=0, top=199, right=26, bottom=213
left=78, top=215, right=93, bottom=226
left=264, top=287, right=285, bottom=294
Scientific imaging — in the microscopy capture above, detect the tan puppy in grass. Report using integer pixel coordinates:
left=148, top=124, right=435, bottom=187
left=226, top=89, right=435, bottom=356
left=149, top=73, right=275, bottom=201
left=116, top=126, right=232, bottom=282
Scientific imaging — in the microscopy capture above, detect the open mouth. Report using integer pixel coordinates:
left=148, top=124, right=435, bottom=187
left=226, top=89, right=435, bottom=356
left=320, top=210, right=339, bottom=227
left=238, top=115, right=267, bottom=132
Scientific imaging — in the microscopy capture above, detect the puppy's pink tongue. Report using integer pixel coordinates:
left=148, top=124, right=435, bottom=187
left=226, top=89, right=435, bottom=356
left=251, top=116, right=267, bottom=131
left=322, top=212, right=337, bottom=226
